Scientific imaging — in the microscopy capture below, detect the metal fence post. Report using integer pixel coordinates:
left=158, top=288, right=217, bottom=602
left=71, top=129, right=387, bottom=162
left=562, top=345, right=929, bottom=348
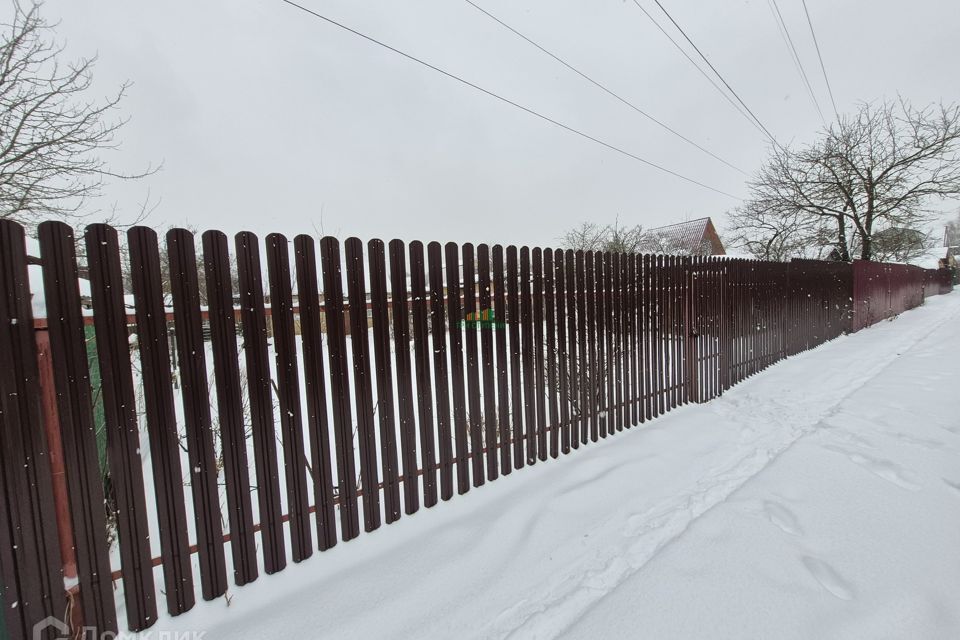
left=34, top=327, right=83, bottom=633
left=685, top=258, right=699, bottom=403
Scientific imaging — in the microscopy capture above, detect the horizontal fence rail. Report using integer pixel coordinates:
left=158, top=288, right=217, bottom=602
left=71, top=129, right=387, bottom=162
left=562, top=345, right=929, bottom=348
left=0, top=218, right=953, bottom=638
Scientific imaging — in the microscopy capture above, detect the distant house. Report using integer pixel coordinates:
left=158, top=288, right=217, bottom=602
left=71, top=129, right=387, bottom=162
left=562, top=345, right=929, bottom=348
left=642, top=217, right=725, bottom=256
left=941, top=221, right=959, bottom=279
left=944, top=221, right=960, bottom=248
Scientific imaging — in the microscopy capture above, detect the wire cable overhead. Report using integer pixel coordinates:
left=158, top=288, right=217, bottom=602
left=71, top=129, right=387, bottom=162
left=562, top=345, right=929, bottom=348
left=463, top=0, right=745, bottom=175
left=801, top=0, right=840, bottom=121
left=641, top=0, right=780, bottom=146
left=277, top=0, right=740, bottom=199
left=767, top=0, right=825, bottom=124
left=628, top=0, right=764, bottom=139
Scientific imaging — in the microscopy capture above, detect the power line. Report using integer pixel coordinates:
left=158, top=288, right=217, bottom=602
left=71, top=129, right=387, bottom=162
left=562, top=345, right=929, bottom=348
left=801, top=0, right=840, bottom=121
left=627, top=0, right=765, bottom=139
left=463, top=0, right=746, bottom=175
left=277, top=0, right=740, bottom=199
left=766, top=0, right=823, bottom=121
left=646, top=0, right=780, bottom=146
left=767, top=0, right=825, bottom=124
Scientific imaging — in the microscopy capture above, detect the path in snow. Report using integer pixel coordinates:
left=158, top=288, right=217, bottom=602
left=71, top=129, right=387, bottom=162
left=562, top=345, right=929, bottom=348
left=562, top=293, right=960, bottom=639
left=137, top=293, right=960, bottom=640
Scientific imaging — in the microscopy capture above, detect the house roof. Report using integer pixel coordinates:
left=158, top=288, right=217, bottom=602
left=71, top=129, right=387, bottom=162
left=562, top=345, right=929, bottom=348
left=644, top=217, right=723, bottom=255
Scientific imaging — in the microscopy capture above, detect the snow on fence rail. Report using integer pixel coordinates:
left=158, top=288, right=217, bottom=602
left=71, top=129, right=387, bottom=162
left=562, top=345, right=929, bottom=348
left=0, top=218, right=953, bottom=639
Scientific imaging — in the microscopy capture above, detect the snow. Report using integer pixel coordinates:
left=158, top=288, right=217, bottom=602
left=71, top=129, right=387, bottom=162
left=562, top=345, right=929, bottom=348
left=27, top=264, right=46, bottom=317
left=130, top=292, right=960, bottom=639
left=910, top=247, right=947, bottom=270
left=27, top=261, right=93, bottom=318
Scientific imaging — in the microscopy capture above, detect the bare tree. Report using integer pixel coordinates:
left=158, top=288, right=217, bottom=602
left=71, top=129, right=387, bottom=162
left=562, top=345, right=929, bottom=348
left=870, top=227, right=933, bottom=263
left=730, top=98, right=960, bottom=261
left=562, top=221, right=608, bottom=252
left=116, top=224, right=246, bottom=309
left=561, top=217, right=645, bottom=253
left=726, top=198, right=830, bottom=261
left=0, top=0, right=155, bottom=233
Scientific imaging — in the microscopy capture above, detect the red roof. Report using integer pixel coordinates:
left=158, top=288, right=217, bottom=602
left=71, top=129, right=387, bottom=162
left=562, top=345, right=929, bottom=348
left=643, top=217, right=724, bottom=255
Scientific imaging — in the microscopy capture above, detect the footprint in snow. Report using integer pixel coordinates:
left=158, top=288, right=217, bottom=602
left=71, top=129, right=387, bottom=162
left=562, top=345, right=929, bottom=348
left=893, top=433, right=949, bottom=451
left=826, top=429, right=877, bottom=451
left=623, top=512, right=650, bottom=537
left=802, top=556, right=855, bottom=601
left=823, top=445, right=921, bottom=491
left=845, top=452, right=921, bottom=491
left=763, top=501, right=803, bottom=536
left=943, top=478, right=960, bottom=495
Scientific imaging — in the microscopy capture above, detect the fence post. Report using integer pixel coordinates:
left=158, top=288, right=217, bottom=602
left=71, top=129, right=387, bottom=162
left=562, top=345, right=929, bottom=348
left=0, top=219, right=67, bottom=640
left=34, top=328, right=83, bottom=633
left=720, top=259, right=731, bottom=393
left=684, top=258, right=699, bottom=403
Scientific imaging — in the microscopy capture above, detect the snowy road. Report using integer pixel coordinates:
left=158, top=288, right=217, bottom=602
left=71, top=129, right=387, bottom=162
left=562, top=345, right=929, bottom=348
left=142, top=292, right=960, bottom=640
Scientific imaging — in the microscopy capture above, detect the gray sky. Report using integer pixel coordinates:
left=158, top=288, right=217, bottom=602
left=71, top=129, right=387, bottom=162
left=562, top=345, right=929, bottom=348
left=45, top=0, right=960, bottom=247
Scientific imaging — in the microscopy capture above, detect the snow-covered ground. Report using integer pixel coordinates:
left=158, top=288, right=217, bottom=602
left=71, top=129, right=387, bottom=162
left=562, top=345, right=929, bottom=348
left=135, top=292, right=960, bottom=640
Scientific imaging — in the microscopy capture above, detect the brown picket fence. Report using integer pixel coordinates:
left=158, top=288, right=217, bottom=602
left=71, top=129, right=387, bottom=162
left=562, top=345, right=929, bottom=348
left=850, top=259, right=951, bottom=331
left=0, top=218, right=953, bottom=639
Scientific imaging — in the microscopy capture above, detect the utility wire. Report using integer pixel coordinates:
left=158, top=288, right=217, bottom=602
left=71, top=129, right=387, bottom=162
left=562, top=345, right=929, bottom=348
left=801, top=0, right=840, bottom=121
left=646, top=0, right=779, bottom=146
left=463, top=0, right=746, bottom=175
left=628, top=0, right=764, bottom=139
left=767, top=0, right=825, bottom=124
left=277, top=0, right=740, bottom=199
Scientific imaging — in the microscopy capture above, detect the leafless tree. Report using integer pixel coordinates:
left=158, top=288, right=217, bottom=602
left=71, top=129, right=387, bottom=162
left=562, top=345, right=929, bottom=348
left=0, top=0, right=155, bottom=233
left=870, top=227, right=933, bottom=263
left=726, top=198, right=829, bottom=261
left=730, top=98, right=960, bottom=261
left=561, top=217, right=645, bottom=253
left=562, top=221, right=608, bottom=252
left=117, top=224, right=237, bottom=306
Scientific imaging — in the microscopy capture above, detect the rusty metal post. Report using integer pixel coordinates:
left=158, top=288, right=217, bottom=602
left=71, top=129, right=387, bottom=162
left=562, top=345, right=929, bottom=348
left=34, top=327, right=83, bottom=634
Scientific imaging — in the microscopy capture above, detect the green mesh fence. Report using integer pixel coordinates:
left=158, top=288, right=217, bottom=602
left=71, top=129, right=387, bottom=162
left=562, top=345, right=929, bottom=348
left=0, top=581, right=7, bottom=640
left=84, top=324, right=108, bottom=477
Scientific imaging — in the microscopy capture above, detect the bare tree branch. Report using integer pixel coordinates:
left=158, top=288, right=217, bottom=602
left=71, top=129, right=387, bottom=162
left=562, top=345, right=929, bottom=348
left=561, top=217, right=646, bottom=254
left=729, top=98, right=960, bottom=261
left=0, top=0, right=158, bottom=233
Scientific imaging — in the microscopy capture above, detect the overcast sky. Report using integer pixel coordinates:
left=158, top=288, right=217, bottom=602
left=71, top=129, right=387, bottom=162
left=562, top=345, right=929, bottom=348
left=43, top=0, right=960, bottom=247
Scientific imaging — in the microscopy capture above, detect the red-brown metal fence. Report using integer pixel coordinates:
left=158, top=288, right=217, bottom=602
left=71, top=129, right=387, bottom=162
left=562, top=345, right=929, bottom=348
left=0, top=219, right=953, bottom=638
left=851, top=260, right=951, bottom=331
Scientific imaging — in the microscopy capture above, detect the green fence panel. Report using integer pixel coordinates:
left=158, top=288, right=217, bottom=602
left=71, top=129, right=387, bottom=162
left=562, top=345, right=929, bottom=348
left=84, top=324, right=109, bottom=477
left=0, top=576, right=7, bottom=640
